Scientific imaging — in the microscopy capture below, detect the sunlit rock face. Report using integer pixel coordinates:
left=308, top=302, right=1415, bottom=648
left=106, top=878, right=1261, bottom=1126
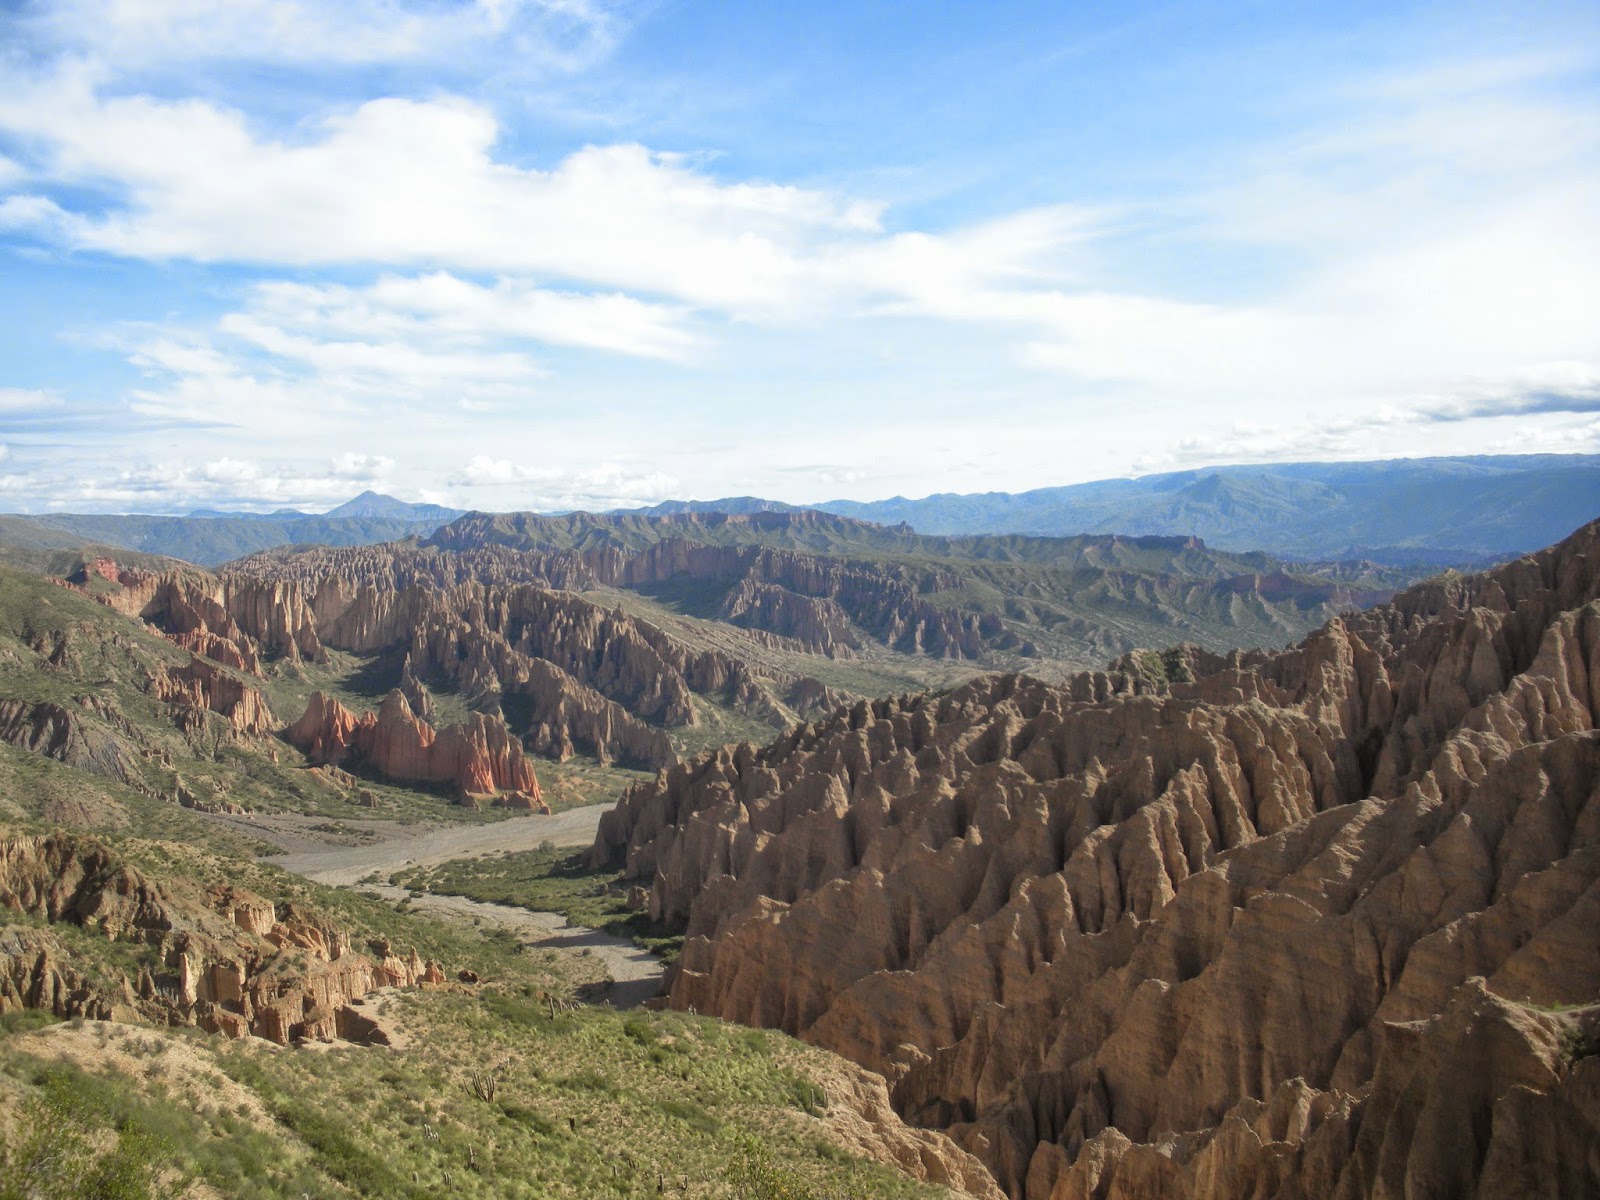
left=594, top=519, right=1600, bottom=1199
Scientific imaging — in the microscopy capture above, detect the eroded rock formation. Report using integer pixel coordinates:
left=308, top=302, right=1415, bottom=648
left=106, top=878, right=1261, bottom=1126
left=592, top=519, right=1600, bottom=1198
left=286, top=690, right=545, bottom=806
left=0, top=832, right=446, bottom=1045
left=149, top=654, right=276, bottom=738
left=0, top=698, right=136, bottom=782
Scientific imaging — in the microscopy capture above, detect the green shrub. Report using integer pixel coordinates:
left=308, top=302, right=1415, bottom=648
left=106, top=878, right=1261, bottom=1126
left=0, top=1069, right=170, bottom=1200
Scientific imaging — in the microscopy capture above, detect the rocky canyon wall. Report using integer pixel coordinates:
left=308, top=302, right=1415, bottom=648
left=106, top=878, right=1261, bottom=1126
left=591, top=519, right=1600, bottom=1198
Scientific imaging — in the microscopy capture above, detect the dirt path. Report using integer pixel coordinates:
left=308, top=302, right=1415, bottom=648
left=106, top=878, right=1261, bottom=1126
left=218, top=804, right=664, bottom=1009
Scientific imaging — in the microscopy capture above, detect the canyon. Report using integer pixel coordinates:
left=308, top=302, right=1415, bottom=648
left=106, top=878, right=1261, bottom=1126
left=1, top=503, right=1593, bottom=1197
left=592, top=517, right=1600, bottom=1197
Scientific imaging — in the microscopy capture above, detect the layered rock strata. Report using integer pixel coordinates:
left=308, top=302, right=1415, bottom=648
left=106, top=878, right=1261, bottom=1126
left=592, top=519, right=1600, bottom=1198
left=0, top=698, right=136, bottom=782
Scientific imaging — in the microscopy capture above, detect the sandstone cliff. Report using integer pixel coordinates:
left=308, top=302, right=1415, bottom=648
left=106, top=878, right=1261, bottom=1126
left=0, top=831, right=446, bottom=1045
left=592, top=518, right=1600, bottom=1198
left=285, top=690, right=545, bottom=806
left=148, top=654, right=276, bottom=738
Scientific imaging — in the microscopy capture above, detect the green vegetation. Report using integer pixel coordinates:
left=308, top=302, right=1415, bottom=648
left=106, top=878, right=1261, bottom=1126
left=1558, top=1025, right=1595, bottom=1064
left=535, top=756, right=653, bottom=813
left=0, top=1060, right=173, bottom=1200
left=0, top=547, right=963, bottom=1200
left=396, top=842, right=684, bottom=965
left=0, top=975, right=954, bottom=1200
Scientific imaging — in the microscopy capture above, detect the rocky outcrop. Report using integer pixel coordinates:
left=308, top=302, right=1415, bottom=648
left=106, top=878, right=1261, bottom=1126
left=719, top=578, right=863, bottom=657
left=0, top=699, right=135, bottom=782
left=800, top=1051, right=1007, bottom=1198
left=89, top=565, right=265, bottom=674
left=592, top=518, right=1600, bottom=1198
left=148, top=655, right=276, bottom=738
left=0, top=832, right=446, bottom=1045
left=397, top=652, right=435, bottom=724
left=286, top=690, right=544, bottom=804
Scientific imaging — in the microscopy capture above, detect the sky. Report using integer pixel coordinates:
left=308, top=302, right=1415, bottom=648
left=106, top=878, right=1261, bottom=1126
left=0, top=0, right=1597, bottom=515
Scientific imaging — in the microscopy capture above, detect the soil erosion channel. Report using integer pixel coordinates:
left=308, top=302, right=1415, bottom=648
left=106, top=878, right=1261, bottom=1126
left=228, top=804, right=665, bottom=1009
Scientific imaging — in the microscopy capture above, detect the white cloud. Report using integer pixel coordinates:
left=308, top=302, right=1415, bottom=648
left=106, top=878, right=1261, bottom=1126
left=201, top=456, right=261, bottom=483
left=0, top=35, right=1596, bottom=513
left=455, top=456, right=678, bottom=508
left=330, top=452, right=395, bottom=480
left=11, top=52, right=1586, bottom=419
left=0, top=79, right=885, bottom=313
left=248, top=273, right=699, bottom=362
left=462, top=456, right=563, bottom=485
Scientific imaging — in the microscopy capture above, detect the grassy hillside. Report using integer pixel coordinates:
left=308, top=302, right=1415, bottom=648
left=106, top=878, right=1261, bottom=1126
left=0, top=830, right=957, bottom=1200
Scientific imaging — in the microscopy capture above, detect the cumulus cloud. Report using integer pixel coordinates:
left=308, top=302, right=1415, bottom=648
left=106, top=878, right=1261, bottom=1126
left=0, top=79, right=885, bottom=313
left=5, top=48, right=1588, bottom=417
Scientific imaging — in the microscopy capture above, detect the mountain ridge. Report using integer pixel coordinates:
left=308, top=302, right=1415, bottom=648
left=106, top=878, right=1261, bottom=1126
left=809, top=454, right=1600, bottom=560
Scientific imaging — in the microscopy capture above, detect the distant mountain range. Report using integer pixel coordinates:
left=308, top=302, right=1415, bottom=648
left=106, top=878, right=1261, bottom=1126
left=808, top=455, right=1600, bottom=561
left=0, top=491, right=465, bottom=566
left=3, top=456, right=1596, bottom=567
left=619, top=455, right=1598, bottom=562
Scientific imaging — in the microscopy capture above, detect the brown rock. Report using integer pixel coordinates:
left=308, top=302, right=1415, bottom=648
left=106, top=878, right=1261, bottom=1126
left=285, top=689, right=543, bottom=801
left=591, top=518, right=1600, bottom=1198
left=0, top=832, right=443, bottom=1045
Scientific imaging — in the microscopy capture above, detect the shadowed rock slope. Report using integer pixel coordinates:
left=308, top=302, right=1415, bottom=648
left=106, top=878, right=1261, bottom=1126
left=592, top=518, right=1600, bottom=1198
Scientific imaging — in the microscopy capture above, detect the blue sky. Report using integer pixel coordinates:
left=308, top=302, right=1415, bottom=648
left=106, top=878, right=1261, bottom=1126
left=0, top=0, right=1596, bottom=513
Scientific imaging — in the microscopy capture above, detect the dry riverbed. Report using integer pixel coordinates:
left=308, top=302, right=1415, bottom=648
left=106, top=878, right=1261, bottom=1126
left=207, top=803, right=664, bottom=1009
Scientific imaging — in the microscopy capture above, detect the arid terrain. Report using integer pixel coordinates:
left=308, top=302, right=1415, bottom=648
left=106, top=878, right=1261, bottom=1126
left=0, top=507, right=1593, bottom=1198
left=594, top=517, right=1600, bottom=1198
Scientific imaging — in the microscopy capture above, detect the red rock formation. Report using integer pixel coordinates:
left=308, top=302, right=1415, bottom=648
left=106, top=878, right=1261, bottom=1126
left=285, top=690, right=542, bottom=802
left=283, top=692, right=363, bottom=766
left=591, top=519, right=1600, bottom=1199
